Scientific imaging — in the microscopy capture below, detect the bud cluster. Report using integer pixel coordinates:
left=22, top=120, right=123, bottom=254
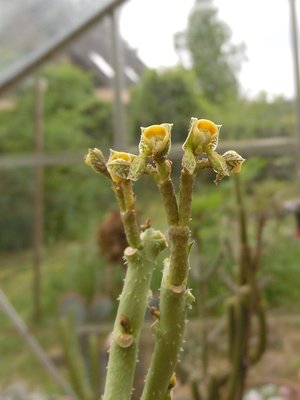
left=85, top=118, right=245, bottom=185
left=182, top=118, right=245, bottom=182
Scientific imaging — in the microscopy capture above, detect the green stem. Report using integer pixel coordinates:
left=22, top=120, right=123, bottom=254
left=141, top=262, right=188, bottom=400
left=179, top=168, right=195, bottom=227
left=224, top=298, right=244, bottom=400
left=191, top=379, right=202, bottom=400
left=225, top=287, right=251, bottom=400
left=155, top=159, right=179, bottom=226
left=102, top=228, right=166, bottom=400
left=168, top=225, right=190, bottom=286
left=116, top=180, right=141, bottom=249
left=159, top=180, right=179, bottom=226
left=113, top=185, right=126, bottom=213
left=233, top=174, right=251, bottom=285
left=142, top=167, right=195, bottom=400
left=227, top=298, right=236, bottom=363
left=207, top=375, right=222, bottom=400
left=249, top=305, right=267, bottom=365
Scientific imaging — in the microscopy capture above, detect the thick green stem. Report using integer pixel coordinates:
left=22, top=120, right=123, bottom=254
left=234, top=174, right=251, bottom=285
left=179, top=168, right=195, bottom=227
left=227, top=298, right=236, bottom=363
left=155, top=158, right=179, bottom=226
left=225, top=287, right=251, bottom=400
left=168, top=226, right=190, bottom=286
left=207, top=375, right=222, bottom=400
left=158, top=180, right=179, bottom=226
left=168, top=168, right=195, bottom=286
left=102, top=228, right=166, bottom=400
left=232, top=174, right=267, bottom=400
left=142, top=167, right=195, bottom=400
left=122, top=209, right=141, bottom=248
left=141, top=263, right=188, bottom=400
left=249, top=304, right=267, bottom=365
left=224, top=299, right=244, bottom=400
left=121, top=180, right=141, bottom=248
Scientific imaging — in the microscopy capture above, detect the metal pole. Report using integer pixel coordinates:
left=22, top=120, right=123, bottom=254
left=32, top=76, right=44, bottom=323
left=289, top=0, right=300, bottom=174
left=110, top=9, right=127, bottom=149
left=0, top=289, right=77, bottom=399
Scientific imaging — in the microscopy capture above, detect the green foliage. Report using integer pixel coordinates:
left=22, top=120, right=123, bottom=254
left=0, top=169, right=34, bottom=250
left=185, top=0, right=245, bottom=103
left=263, top=236, right=300, bottom=309
left=0, top=90, right=34, bottom=153
left=214, top=95, right=295, bottom=140
left=43, top=239, right=104, bottom=314
left=42, top=63, right=113, bottom=150
left=0, top=241, right=110, bottom=391
left=0, top=62, right=114, bottom=249
left=128, top=73, right=295, bottom=147
left=128, top=68, right=213, bottom=143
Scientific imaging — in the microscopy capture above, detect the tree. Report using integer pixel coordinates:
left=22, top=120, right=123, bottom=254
left=128, top=68, right=214, bottom=143
left=175, top=0, right=245, bottom=103
left=0, top=62, right=114, bottom=250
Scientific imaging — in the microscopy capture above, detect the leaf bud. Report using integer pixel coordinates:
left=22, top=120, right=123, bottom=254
left=214, top=150, right=245, bottom=184
left=128, top=154, right=147, bottom=181
left=222, top=150, right=245, bottom=173
left=85, top=148, right=108, bottom=175
left=106, top=150, right=135, bottom=184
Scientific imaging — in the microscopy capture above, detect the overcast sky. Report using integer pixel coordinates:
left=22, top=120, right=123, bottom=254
left=120, top=0, right=299, bottom=100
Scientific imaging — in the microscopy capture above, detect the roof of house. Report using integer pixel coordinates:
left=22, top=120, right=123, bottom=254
left=68, top=17, right=145, bottom=88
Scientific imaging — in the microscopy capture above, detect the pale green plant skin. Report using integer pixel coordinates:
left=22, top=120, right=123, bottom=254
left=85, top=118, right=244, bottom=400
left=103, top=229, right=167, bottom=400
left=140, top=261, right=188, bottom=400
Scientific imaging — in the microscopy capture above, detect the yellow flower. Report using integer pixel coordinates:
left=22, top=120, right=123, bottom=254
left=107, top=150, right=134, bottom=184
left=197, top=119, right=218, bottom=133
left=183, top=118, right=221, bottom=156
left=194, top=119, right=219, bottom=149
left=139, top=123, right=172, bottom=158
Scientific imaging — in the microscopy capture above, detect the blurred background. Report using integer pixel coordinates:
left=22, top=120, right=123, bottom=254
left=1, top=0, right=300, bottom=399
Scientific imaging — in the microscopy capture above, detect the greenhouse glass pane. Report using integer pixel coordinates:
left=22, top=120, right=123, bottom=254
left=0, top=0, right=115, bottom=86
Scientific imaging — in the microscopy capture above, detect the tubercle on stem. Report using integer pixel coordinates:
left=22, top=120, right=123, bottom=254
left=116, top=333, right=134, bottom=349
